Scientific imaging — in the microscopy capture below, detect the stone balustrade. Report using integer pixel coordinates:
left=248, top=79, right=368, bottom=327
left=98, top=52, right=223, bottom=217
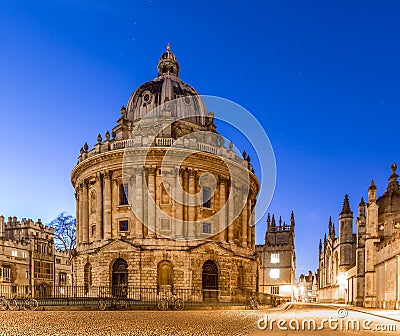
left=77, top=135, right=254, bottom=172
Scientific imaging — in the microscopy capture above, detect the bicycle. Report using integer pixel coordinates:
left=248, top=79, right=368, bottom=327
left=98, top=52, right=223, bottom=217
left=247, top=295, right=259, bottom=310
left=97, top=295, right=128, bottom=311
left=22, top=293, right=38, bottom=311
left=157, top=292, right=184, bottom=311
left=0, top=296, right=10, bottom=310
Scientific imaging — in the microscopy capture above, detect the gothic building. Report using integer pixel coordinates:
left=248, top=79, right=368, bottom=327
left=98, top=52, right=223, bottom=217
left=71, top=46, right=260, bottom=301
left=0, top=216, right=72, bottom=297
left=318, top=163, right=400, bottom=309
left=255, top=213, right=296, bottom=299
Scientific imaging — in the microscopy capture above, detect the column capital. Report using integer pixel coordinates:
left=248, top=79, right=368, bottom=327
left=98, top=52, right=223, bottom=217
left=103, top=169, right=113, bottom=179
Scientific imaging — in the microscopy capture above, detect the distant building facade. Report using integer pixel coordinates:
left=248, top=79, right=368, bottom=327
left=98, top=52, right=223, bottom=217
left=297, top=270, right=318, bottom=302
left=318, top=163, right=400, bottom=309
left=256, top=213, right=296, bottom=299
left=0, top=216, right=72, bottom=297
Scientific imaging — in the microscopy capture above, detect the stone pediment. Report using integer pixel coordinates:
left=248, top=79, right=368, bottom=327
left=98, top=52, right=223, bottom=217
left=97, top=239, right=140, bottom=253
left=190, top=241, right=233, bottom=256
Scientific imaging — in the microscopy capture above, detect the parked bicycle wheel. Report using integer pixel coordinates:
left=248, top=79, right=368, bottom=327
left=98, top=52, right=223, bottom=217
left=0, top=297, right=9, bottom=311
left=250, top=299, right=259, bottom=310
left=157, top=298, right=168, bottom=311
left=116, top=298, right=128, bottom=311
left=174, top=298, right=184, bottom=311
left=97, top=298, right=107, bottom=311
left=9, top=298, right=19, bottom=311
left=24, top=298, right=38, bottom=311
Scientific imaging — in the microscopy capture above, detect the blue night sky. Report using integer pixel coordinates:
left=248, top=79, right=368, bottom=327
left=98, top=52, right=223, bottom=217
left=0, top=1, right=399, bottom=276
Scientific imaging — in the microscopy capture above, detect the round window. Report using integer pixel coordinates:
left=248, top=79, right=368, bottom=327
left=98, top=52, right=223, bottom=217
left=184, top=96, right=191, bottom=106
left=143, top=91, right=152, bottom=104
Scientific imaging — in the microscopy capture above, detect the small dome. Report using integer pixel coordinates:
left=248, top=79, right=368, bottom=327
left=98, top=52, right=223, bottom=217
left=126, top=45, right=208, bottom=126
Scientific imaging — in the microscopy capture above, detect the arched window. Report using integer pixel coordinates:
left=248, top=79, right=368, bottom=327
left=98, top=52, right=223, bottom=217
left=112, top=258, right=128, bottom=297
left=160, top=182, right=171, bottom=205
left=90, top=191, right=96, bottom=214
left=84, top=263, right=92, bottom=294
left=202, top=260, right=218, bottom=299
left=157, top=261, right=174, bottom=290
left=238, top=266, right=245, bottom=290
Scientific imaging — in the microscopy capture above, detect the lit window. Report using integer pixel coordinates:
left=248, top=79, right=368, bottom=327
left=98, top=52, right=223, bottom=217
left=202, top=223, right=211, bottom=234
left=202, top=188, right=211, bottom=208
left=120, top=184, right=129, bottom=205
left=271, top=286, right=279, bottom=294
left=119, top=220, right=128, bottom=232
left=271, top=253, right=279, bottom=263
left=11, top=250, right=17, bottom=257
left=270, top=268, right=280, bottom=279
left=25, top=271, right=29, bottom=279
left=22, top=252, right=27, bottom=259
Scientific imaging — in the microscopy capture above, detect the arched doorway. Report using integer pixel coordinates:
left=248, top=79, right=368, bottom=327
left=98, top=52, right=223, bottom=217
left=84, top=263, right=92, bottom=294
left=157, top=261, right=173, bottom=290
left=112, top=258, right=128, bottom=297
left=202, top=260, right=218, bottom=300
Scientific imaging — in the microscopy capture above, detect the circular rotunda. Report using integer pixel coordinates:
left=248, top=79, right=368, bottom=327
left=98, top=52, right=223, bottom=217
left=71, top=45, right=260, bottom=302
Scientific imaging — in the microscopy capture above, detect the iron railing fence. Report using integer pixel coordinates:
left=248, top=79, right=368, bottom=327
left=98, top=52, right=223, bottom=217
left=0, top=284, right=282, bottom=307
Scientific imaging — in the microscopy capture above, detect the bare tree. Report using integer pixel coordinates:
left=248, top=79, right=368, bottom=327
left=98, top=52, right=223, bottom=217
left=49, top=212, right=76, bottom=255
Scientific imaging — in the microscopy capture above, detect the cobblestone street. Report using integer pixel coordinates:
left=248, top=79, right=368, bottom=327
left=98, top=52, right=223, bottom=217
left=0, top=310, right=261, bottom=336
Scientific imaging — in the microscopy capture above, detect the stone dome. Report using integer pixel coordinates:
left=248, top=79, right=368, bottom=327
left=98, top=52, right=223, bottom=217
left=126, top=44, right=208, bottom=126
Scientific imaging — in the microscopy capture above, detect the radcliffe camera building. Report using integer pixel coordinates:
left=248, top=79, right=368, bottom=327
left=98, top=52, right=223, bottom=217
left=71, top=46, right=260, bottom=301
left=318, top=163, right=400, bottom=309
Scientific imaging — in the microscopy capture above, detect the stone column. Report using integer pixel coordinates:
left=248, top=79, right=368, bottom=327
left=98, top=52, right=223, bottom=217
left=130, top=171, right=136, bottom=236
left=218, top=176, right=226, bottom=242
left=82, top=180, right=89, bottom=243
left=183, top=169, right=189, bottom=238
left=75, top=188, right=80, bottom=245
left=155, top=168, right=160, bottom=238
left=250, top=200, right=256, bottom=250
left=175, top=168, right=183, bottom=238
left=135, top=167, right=144, bottom=238
left=228, top=180, right=235, bottom=244
left=146, top=166, right=156, bottom=237
left=95, top=172, right=103, bottom=241
left=241, top=196, right=248, bottom=248
left=188, top=169, right=196, bottom=239
left=103, top=170, right=112, bottom=240
left=111, top=179, right=119, bottom=238
left=247, top=198, right=252, bottom=247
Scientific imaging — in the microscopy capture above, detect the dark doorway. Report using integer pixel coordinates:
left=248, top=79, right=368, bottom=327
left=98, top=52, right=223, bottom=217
left=202, top=260, right=218, bottom=300
left=112, top=258, right=128, bottom=297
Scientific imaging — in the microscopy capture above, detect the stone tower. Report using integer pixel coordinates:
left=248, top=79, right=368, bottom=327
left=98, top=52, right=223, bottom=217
left=256, top=212, right=296, bottom=299
left=339, top=194, right=354, bottom=267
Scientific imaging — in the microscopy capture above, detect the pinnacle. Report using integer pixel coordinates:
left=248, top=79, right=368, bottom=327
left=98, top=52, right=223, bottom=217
left=340, top=194, right=353, bottom=216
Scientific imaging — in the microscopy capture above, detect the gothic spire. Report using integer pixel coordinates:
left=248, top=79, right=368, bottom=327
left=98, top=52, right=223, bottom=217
left=319, top=239, right=322, bottom=251
left=340, top=194, right=353, bottom=216
left=279, top=216, right=282, bottom=226
left=271, top=214, right=276, bottom=227
left=267, top=213, right=271, bottom=227
left=290, top=211, right=295, bottom=226
left=359, top=196, right=365, bottom=207
left=369, top=179, right=376, bottom=190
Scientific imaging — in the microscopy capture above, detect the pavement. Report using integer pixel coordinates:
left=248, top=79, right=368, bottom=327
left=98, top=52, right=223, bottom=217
left=0, top=303, right=398, bottom=335
left=331, top=303, right=400, bottom=323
